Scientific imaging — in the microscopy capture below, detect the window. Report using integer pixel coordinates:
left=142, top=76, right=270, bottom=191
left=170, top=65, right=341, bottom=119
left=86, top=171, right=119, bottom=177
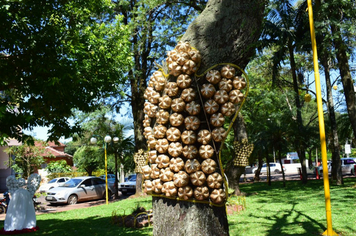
left=93, top=178, right=105, bottom=185
left=344, top=159, right=355, bottom=165
left=82, top=179, right=92, bottom=187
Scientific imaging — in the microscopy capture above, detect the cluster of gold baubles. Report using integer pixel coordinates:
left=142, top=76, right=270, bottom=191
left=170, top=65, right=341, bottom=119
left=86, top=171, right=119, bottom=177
left=142, top=41, right=247, bottom=205
left=134, top=149, right=148, bottom=173
left=233, top=139, right=254, bottom=167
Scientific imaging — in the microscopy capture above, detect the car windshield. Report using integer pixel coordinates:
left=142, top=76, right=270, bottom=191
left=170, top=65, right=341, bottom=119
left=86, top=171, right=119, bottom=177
left=48, top=179, right=58, bottom=184
left=62, top=178, right=83, bottom=187
left=128, top=175, right=136, bottom=181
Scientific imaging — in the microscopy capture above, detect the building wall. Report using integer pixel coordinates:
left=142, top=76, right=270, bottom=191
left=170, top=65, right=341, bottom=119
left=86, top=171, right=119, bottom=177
left=0, top=140, right=20, bottom=192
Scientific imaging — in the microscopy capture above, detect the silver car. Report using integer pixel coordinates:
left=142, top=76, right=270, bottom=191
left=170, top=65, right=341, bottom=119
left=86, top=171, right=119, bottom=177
left=316, top=158, right=356, bottom=175
left=45, top=176, right=112, bottom=205
left=341, top=158, right=356, bottom=175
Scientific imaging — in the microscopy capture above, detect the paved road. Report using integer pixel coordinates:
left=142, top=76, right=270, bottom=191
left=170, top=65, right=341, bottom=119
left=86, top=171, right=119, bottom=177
left=0, top=192, right=132, bottom=221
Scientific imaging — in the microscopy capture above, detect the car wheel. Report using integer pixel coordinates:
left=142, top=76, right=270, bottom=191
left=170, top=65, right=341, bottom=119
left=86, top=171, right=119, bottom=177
left=274, top=169, right=281, bottom=174
left=103, top=190, right=113, bottom=200
left=0, top=205, right=6, bottom=214
left=68, top=195, right=78, bottom=205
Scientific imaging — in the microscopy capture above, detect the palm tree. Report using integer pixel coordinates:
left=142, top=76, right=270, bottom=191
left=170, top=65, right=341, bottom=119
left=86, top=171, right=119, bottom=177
left=260, top=0, right=311, bottom=183
left=99, top=121, right=135, bottom=199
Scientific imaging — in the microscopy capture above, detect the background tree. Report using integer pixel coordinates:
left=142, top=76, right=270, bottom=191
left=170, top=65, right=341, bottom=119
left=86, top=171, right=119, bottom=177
left=45, top=160, right=72, bottom=175
left=311, top=0, right=356, bottom=184
left=259, top=0, right=323, bottom=183
left=73, top=145, right=103, bottom=176
left=325, top=0, right=356, bottom=142
left=0, top=0, right=131, bottom=144
left=5, top=140, right=48, bottom=178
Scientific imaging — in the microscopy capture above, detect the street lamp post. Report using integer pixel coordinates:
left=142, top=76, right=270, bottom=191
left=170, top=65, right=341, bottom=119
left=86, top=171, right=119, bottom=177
left=90, top=135, right=118, bottom=205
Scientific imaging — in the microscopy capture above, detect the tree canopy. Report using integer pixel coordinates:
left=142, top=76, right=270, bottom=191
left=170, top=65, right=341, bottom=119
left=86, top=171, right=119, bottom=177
left=0, top=0, right=132, bottom=144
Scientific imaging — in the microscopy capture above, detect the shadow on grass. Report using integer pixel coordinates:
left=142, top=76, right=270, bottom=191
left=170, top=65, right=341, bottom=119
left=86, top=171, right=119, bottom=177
left=0, top=196, right=154, bottom=236
left=228, top=177, right=356, bottom=235
left=34, top=215, right=152, bottom=236
left=265, top=204, right=325, bottom=236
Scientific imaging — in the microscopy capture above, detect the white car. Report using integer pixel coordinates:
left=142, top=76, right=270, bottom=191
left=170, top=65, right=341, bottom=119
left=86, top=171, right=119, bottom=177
left=39, top=177, right=71, bottom=193
left=119, top=174, right=136, bottom=195
left=252, top=163, right=286, bottom=174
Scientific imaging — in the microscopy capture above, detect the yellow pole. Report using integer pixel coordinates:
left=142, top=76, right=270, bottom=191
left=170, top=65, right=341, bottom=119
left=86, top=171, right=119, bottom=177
left=306, top=1, right=336, bottom=235
left=105, top=143, right=109, bottom=205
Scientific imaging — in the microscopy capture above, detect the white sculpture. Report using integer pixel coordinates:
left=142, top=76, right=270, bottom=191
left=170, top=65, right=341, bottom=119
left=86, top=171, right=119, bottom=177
left=3, top=174, right=41, bottom=232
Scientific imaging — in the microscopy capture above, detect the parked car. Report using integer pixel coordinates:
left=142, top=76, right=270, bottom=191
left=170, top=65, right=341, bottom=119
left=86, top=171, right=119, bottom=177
left=39, top=177, right=71, bottom=193
left=316, top=158, right=356, bottom=175
left=99, top=174, right=117, bottom=190
left=119, top=174, right=136, bottom=195
left=124, top=174, right=136, bottom=182
left=342, top=158, right=356, bottom=175
left=252, top=163, right=286, bottom=174
left=45, top=176, right=113, bottom=205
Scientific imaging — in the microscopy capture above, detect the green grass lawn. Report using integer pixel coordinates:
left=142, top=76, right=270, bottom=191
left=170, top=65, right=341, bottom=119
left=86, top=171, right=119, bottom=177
left=230, top=177, right=356, bottom=236
left=1, top=178, right=355, bottom=236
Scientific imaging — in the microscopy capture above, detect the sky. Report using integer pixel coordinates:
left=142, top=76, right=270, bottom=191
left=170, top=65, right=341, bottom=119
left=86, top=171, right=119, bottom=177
left=24, top=103, right=134, bottom=143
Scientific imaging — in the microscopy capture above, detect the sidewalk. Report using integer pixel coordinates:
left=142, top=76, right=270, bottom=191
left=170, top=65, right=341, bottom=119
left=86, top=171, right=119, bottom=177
left=0, top=197, right=113, bottom=221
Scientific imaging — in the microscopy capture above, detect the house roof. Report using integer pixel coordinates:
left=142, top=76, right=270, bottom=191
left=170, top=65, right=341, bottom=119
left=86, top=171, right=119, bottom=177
left=35, top=141, right=72, bottom=158
left=44, top=146, right=72, bottom=158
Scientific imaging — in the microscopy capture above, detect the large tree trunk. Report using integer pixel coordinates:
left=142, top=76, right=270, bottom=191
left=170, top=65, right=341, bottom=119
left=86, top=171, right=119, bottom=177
left=288, top=42, right=308, bottom=184
left=180, top=0, right=265, bottom=74
left=254, top=154, right=263, bottom=182
left=320, top=55, right=343, bottom=185
left=130, top=72, right=146, bottom=194
left=152, top=0, right=265, bottom=235
left=225, top=114, right=248, bottom=196
left=153, top=197, right=229, bottom=236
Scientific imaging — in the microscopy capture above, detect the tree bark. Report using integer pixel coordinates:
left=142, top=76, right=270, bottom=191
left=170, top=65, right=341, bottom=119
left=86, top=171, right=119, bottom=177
left=181, top=0, right=265, bottom=74
left=225, top=114, right=248, bottom=196
left=288, top=42, right=308, bottom=184
left=152, top=0, right=265, bottom=235
left=320, top=55, right=343, bottom=185
left=277, top=150, right=286, bottom=187
left=153, top=197, right=229, bottom=236
left=130, top=72, right=146, bottom=194
left=254, top=155, right=263, bottom=182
